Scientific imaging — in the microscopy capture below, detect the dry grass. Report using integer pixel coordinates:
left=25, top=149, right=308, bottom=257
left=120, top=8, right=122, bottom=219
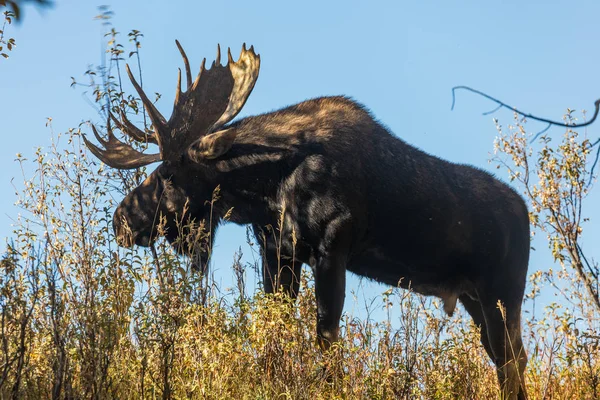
left=1, top=60, right=599, bottom=400
left=2, top=232, right=599, bottom=399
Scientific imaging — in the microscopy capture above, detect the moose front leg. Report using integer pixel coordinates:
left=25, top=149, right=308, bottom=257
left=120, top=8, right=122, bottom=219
left=314, top=252, right=346, bottom=351
left=253, top=224, right=302, bottom=298
left=262, top=247, right=302, bottom=298
left=310, top=212, right=352, bottom=351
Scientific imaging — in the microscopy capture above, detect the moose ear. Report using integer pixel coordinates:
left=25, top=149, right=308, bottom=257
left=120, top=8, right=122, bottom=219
left=188, top=129, right=238, bottom=161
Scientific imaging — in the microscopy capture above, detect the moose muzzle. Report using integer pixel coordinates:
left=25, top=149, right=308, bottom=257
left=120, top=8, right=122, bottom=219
left=112, top=203, right=154, bottom=248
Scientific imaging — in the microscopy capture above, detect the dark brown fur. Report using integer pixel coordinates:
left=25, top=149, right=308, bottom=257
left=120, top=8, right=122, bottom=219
left=113, top=96, right=529, bottom=399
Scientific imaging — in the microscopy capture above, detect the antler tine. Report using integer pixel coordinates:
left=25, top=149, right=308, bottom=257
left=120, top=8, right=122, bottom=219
left=216, top=44, right=221, bottom=65
left=91, top=123, right=108, bottom=146
left=110, top=110, right=159, bottom=145
left=104, top=116, right=120, bottom=144
left=174, top=68, right=182, bottom=107
left=227, top=47, right=234, bottom=64
left=125, top=64, right=168, bottom=137
left=82, top=120, right=161, bottom=170
left=191, top=58, right=206, bottom=91
left=210, top=44, right=261, bottom=132
left=175, top=40, right=193, bottom=90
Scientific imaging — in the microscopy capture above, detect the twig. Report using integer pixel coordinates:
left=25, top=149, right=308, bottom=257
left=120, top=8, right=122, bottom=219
left=587, top=139, right=600, bottom=188
left=530, top=124, right=552, bottom=142
left=134, top=40, right=147, bottom=129
left=451, top=85, right=600, bottom=132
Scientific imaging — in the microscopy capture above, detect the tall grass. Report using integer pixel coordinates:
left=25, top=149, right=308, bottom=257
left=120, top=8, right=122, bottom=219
left=0, top=125, right=599, bottom=399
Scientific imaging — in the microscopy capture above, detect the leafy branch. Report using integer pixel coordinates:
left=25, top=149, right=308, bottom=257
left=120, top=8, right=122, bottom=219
left=494, top=112, right=600, bottom=312
left=0, top=10, right=16, bottom=59
left=0, top=0, right=53, bottom=22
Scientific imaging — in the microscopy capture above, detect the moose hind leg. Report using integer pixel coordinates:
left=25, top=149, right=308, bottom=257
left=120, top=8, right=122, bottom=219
left=459, top=294, right=495, bottom=363
left=479, top=289, right=528, bottom=400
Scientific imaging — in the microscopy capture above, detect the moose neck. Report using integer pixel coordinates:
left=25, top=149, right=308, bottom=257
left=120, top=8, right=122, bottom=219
left=200, top=140, right=301, bottom=227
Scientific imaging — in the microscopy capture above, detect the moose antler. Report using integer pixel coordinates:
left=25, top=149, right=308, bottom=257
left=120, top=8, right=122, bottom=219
left=83, top=120, right=161, bottom=169
left=83, top=41, right=260, bottom=169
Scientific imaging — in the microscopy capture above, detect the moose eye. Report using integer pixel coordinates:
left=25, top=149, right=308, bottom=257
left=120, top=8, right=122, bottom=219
left=155, top=167, right=174, bottom=183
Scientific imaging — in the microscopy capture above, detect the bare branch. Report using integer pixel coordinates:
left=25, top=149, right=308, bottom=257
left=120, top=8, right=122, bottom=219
left=451, top=85, right=600, bottom=132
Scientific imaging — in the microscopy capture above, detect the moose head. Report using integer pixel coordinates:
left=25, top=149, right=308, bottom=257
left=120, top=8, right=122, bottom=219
left=83, top=41, right=260, bottom=265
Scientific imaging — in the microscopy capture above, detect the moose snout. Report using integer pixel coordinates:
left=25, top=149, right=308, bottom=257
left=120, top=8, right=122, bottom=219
left=112, top=205, right=155, bottom=248
left=113, top=205, right=155, bottom=247
left=113, top=207, right=135, bottom=247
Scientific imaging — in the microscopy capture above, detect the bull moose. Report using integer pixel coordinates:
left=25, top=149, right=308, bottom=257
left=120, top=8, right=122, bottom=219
left=83, top=42, right=529, bottom=399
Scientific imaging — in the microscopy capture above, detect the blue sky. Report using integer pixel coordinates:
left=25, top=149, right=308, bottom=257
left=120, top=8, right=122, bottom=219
left=1, top=0, right=599, bottom=318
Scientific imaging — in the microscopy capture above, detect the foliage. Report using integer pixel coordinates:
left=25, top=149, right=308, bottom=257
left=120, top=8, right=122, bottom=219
left=0, top=0, right=53, bottom=60
left=0, top=10, right=16, bottom=59
left=0, top=0, right=53, bottom=22
left=494, top=112, right=599, bottom=312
